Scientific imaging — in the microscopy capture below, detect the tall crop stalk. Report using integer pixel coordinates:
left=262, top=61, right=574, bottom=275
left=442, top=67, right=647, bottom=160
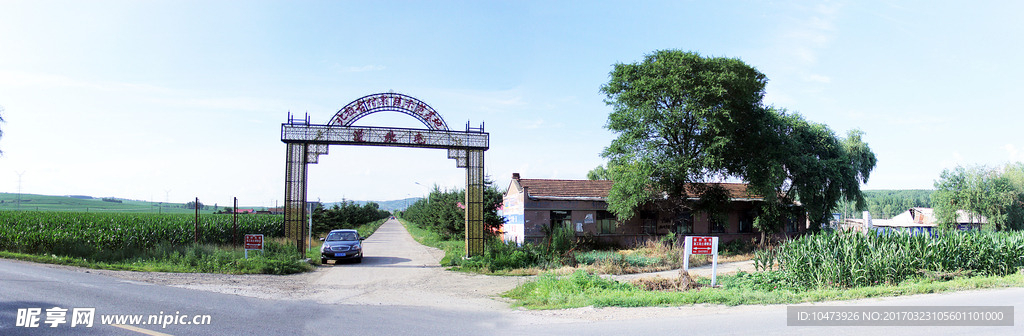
left=752, top=230, right=1024, bottom=289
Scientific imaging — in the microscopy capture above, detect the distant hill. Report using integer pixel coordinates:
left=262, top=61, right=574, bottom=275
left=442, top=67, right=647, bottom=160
left=323, top=197, right=422, bottom=212
left=0, top=193, right=263, bottom=214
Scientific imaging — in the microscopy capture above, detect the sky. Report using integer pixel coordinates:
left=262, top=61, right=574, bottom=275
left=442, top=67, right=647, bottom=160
left=1, top=1, right=1022, bottom=206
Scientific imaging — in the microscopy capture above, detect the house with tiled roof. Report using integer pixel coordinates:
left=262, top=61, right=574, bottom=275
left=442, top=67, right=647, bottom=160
left=501, top=173, right=806, bottom=247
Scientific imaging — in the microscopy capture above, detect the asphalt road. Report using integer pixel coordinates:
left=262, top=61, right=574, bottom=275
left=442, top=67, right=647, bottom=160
left=3, top=219, right=1024, bottom=335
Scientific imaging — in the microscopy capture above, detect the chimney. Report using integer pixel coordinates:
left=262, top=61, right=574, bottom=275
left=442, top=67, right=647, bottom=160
left=512, top=173, right=520, bottom=180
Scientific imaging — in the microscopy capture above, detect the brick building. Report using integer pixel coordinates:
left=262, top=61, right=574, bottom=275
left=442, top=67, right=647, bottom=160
left=501, top=173, right=806, bottom=247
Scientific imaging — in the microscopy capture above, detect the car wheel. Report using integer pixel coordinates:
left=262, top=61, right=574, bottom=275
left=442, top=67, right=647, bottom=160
left=355, top=257, right=362, bottom=264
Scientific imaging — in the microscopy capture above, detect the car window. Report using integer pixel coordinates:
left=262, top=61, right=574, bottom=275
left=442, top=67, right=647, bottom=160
left=326, top=232, right=359, bottom=241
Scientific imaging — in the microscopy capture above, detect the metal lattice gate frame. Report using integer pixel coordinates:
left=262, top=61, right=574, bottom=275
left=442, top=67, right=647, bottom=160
left=280, top=93, right=489, bottom=258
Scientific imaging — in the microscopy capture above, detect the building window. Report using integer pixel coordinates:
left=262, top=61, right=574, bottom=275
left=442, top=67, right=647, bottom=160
left=738, top=210, right=753, bottom=233
left=710, top=214, right=726, bottom=233
left=641, top=211, right=658, bottom=235
left=785, top=215, right=799, bottom=233
left=674, top=211, right=693, bottom=235
left=597, top=211, right=616, bottom=235
left=550, top=210, right=572, bottom=232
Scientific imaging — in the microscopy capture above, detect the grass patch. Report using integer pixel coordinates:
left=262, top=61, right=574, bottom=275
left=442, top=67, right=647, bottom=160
left=398, top=217, right=466, bottom=265
left=1, top=215, right=402, bottom=273
left=503, top=269, right=1024, bottom=309
left=399, top=216, right=755, bottom=276
left=0, top=241, right=312, bottom=275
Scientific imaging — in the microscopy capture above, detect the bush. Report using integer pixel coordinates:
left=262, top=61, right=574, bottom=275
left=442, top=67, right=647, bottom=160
left=453, top=239, right=556, bottom=271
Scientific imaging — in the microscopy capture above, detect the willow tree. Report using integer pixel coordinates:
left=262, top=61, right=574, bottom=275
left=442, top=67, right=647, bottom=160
left=600, top=50, right=876, bottom=232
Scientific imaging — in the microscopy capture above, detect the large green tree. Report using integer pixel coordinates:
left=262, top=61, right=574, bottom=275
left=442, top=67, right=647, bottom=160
left=933, top=164, right=1023, bottom=231
left=600, top=50, right=876, bottom=232
left=586, top=164, right=611, bottom=180
left=601, top=50, right=771, bottom=219
left=762, top=112, right=877, bottom=228
left=401, top=178, right=506, bottom=240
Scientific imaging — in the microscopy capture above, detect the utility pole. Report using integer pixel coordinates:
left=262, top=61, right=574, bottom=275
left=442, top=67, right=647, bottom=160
left=233, top=197, right=238, bottom=246
left=194, top=197, right=200, bottom=244
left=15, top=171, right=25, bottom=211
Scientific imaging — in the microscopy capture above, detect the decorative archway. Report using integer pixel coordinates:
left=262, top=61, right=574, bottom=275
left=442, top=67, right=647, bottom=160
left=280, top=93, right=489, bottom=257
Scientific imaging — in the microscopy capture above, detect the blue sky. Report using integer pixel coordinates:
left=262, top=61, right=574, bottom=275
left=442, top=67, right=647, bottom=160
left=1, top=1, right=1022, bottom=206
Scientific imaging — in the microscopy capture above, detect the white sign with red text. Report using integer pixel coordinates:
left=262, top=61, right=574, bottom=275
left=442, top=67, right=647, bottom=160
left=244, top=234, right=263, bottom=259
left=683, top=236, right=719, bottom=287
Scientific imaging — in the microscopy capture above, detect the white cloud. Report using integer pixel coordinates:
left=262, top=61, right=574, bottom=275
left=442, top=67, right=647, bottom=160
left=803, top=74, right=832, bottom=83
left=0, top=70, right=172, bottom=95
left=938, top=151, right=966, bottom=170
left=521, top=119, right=545, bottom=129
left=780, top=3, right=841, bottom=66
left=1005, top=144, right=1022, bottom=161
left=341, top=65, right=386, bottom=73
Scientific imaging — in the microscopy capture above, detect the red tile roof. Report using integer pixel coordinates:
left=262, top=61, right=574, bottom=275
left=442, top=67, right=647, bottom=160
left=519, top=179, right=614, bottom=198
left=515, top=176, right=757, bottom=200
left=686, top=183, right=760, bottom=199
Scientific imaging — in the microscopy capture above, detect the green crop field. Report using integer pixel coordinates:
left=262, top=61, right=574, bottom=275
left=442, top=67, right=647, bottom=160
left=0, top=210, right=314, bottom=274
left=0, top=211, right=284, bottom=254
left=0, top=193, right=266, bottom=214
left=754, top=230, right=1024, bottom=289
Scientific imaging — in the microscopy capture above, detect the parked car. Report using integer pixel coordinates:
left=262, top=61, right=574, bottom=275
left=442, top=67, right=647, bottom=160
left=320, top=229, right=364, bottom=264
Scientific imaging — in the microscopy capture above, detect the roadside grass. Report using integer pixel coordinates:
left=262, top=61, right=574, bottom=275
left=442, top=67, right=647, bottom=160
left=354, top=218, right=388, bottom=241
left=398, top=217, right=754, bottom=276
left=0, top=217, right=389, bottom=273
left=399, top=217, right=553, bottom=275
left=398, top=217, right=466, bottom=265
left=503, top=269, right=1024, bottom=310
left=0, top=241, right=312, bottom=275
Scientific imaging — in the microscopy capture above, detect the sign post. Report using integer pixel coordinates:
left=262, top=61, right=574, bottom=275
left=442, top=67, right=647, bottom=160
left=244, top=234, right=264, bottom=259
left=683, top=236, right=719, bottom=287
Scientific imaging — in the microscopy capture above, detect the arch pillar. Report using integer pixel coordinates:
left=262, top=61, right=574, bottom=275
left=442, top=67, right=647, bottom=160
left=281, top=94, right=489, bottom=258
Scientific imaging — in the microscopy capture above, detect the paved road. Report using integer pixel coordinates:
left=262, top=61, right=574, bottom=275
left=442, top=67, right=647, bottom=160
left=2, top=219, right=1023, bottom=335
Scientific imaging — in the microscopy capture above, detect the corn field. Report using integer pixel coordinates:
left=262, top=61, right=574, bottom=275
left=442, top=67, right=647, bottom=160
left=0, top=211, right=283, bottom=254
left=754, top=230, right=1024, bottom=288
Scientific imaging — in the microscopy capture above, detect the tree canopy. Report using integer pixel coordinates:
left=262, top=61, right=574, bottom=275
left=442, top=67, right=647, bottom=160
left=933, top=163, right=1024, bottom=231
left=586, top=164, right=611, bottom=180
left=400, top=179, right=505, bottom=240
left=837, top=190, right=934, bottom=219
left=600, top=50, right=877, bottom=231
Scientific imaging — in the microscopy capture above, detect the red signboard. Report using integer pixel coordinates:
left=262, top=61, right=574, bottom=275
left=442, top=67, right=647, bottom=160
left=691, top=236, right=714, bottom=255
left=244, top=234, right=264, bottom=250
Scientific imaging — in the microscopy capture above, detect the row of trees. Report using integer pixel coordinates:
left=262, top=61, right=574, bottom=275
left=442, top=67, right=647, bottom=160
left=400, top=181, right=504, bottom=240
left=933, top=163, right=1024, bottom=231
left=837, top=190, right=934, bottom=219
left=595, top=50, right=877, bottom=233
left=312, top=201, right=391, bottom=234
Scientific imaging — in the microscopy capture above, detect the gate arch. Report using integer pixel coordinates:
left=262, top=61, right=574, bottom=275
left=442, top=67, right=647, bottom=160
left=281, top=93, right=488, bottom=257
left=330, top=93, right=450, bottom=131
